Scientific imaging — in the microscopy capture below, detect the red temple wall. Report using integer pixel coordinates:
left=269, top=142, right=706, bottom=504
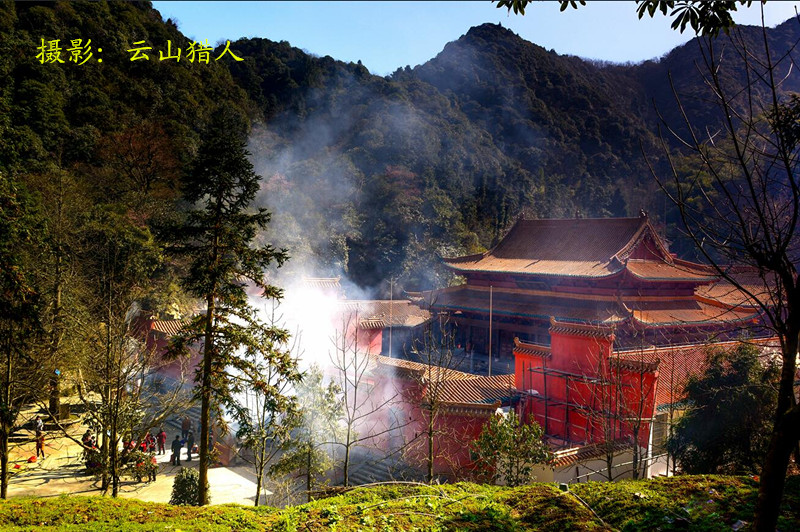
left=514, top=329, right=658, bottom=447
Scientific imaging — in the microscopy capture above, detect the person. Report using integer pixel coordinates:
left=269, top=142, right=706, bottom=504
left=147, top=432, right=156, bottom=453
left=35, top=431, right=45, bottom=460
left=186, top=431, right=194, bottom=462
left=156, top=428, right=167, bottom=455
left=181, top=416, right=191, bottom=440
left=81, top=430, right=93, bottom=459
left=171, top=435, right=182, bottom=466
left=148, top=454, right=157, bottom=482
left=34, top=416, right=43, bottom=433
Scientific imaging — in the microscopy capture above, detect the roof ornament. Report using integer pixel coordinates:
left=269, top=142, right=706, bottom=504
left=639, top=209, right=648, bottom=219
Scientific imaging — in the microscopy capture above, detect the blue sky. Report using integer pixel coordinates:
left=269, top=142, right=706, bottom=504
left=152, top=1, right=798, bottom=76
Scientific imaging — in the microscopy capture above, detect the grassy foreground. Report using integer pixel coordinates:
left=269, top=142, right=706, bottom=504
left=0, top=476, right=797, bottom=531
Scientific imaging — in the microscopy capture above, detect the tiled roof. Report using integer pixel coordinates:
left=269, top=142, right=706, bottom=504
left=424, top=285, right=629, bottom=324
left=302, top=277, right=343, bottom=292
left=550, top=439, right=633, bottom=468
left=434, top=374, right=516, bottom=405
left=550, top=317, right=617, bottom=339
left=615, top=338, right=780, bottom=407
left=626, top=260, right=715, bottom=282
left=371, top=356, right=516, bottom=408
left=697, top=267, right=773, bottom=309
left=626, top=299, right=759, bottom=326
left=371, top=355, right=477, bottom=383
left=443, top=217, right=677, bottom=278
left=150, top=319, right=190, bottom=336
left=513, top=338, right=551, bottom=359
left=337, top=300, right=431, bottom=329
left=441, top=216, right=719, bottom=283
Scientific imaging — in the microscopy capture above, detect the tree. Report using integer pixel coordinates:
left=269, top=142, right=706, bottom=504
left=471, top=410, right=551, bottom=487
left=407, top=312, right=467, bottom=483
left=497, top=0, right=749, bottom=36
left=0, top=173, right=46, bottom=499
left=328, top=312, right=404, bottom=487
left=234, top=301, right=302, bottom=506
left=270, top=364, right=342, bottom=503
left=166, top=106, right=289, bottom=506
left=77, top=205, right=163, bottom=496
left=667, top=343, right=779, bottom=474
left=649, top=25, right=800, bottom=530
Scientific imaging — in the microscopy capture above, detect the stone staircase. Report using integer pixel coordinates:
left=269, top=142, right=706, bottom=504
left=344, top=449, right=426, bottom=486
left=162, top=404, right=202, bottom=438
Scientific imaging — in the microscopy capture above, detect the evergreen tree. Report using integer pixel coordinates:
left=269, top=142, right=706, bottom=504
left=166, top=107, right=289, bottom=506
left=0, top=173, right=43, bottom=498
left=667, top=344, right=779, bottom=475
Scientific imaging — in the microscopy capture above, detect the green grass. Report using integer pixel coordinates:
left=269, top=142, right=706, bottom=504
left=0, top=476, right=797, bottom=531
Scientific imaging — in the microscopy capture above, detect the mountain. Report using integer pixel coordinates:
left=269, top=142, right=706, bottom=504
left=229, top=20, right=800, bottom=290
left=3, top=2, right=798, bottom=293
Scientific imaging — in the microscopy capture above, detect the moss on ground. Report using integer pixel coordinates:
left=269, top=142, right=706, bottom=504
left=0, top=475, right=797, bottom=531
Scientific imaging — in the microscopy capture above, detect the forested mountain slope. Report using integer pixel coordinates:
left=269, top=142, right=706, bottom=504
left=3, top=1, right=797, bottom=292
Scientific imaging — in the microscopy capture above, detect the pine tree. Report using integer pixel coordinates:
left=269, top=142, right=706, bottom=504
left=0, top=173, right=43, bottom=498
left=166, top=107, right=289, bottom=506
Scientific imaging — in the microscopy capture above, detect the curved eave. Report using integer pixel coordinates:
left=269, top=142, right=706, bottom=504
left=440, top=261, right=624, bottom=280
left=612, top=218, right=658, bottom=261
left=428, top=301, right=626, bottom=326
left=625, top=270, right=718, bottom=283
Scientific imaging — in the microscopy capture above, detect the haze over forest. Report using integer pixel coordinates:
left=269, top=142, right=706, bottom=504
left=3, top=1, right=799, bottom=295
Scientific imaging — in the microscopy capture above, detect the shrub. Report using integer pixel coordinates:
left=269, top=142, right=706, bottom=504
left=170, top=467, right=203, bottom=506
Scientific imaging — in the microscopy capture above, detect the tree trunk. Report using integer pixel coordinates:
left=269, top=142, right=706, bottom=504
left=306, top=445, right=312, bottom=503
left=427, top=412, right=434, bottom=484
left=1, top=337, right=11, bottom=499
left=198, top=294, right=215, bottom=506
left=0, top=426, right=7, bottom=500
left=753, top=338, right=800, bottom=531
left=100, top=428, right=109, bottom=493
left=254, top=444, right=265, bottom=507
left=631, top=428, right=640, bottom=480
left=110, top=381, right=119, bottom=498
left=110, top=423, right=118, bottom=497
left=343, top=443, right=350, bottom=488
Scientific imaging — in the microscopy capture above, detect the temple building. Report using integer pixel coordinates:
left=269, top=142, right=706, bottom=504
left=403, top=213, right=773, bottom=480
left=425, top=213, right=763, bottom=368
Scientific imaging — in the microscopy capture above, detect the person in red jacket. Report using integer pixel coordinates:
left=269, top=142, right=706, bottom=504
left=156, top=428, right=167, bottom=455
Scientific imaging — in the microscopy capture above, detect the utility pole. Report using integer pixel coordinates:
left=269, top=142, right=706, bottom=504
left=488, top=285, right=493, bottom=377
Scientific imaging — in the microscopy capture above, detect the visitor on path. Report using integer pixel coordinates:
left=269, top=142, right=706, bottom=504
left=148, top=455, right=157, bottom=482
left=35, top=431, right=45, bottom=460
left=186, top=431, right=194, bottom=462
left=157, top=428, right=167, bottom=455
left=146, top=432, right=156, bottom=453
left=34, top=416, right=43, bottom=433
left=181, top=416, right=191, bottom=439
left=81, top=430, right=93, bottom=459
left=171, top=435, right=182, bottom=466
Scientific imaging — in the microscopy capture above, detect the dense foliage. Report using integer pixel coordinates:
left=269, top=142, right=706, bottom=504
left=3, top=2, right=799, bottom=294
left=170, top=467, right=201, bottom=506
left=471, top=411, right=552, bottom=487
left=667, top=344, right=780, bottom=475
